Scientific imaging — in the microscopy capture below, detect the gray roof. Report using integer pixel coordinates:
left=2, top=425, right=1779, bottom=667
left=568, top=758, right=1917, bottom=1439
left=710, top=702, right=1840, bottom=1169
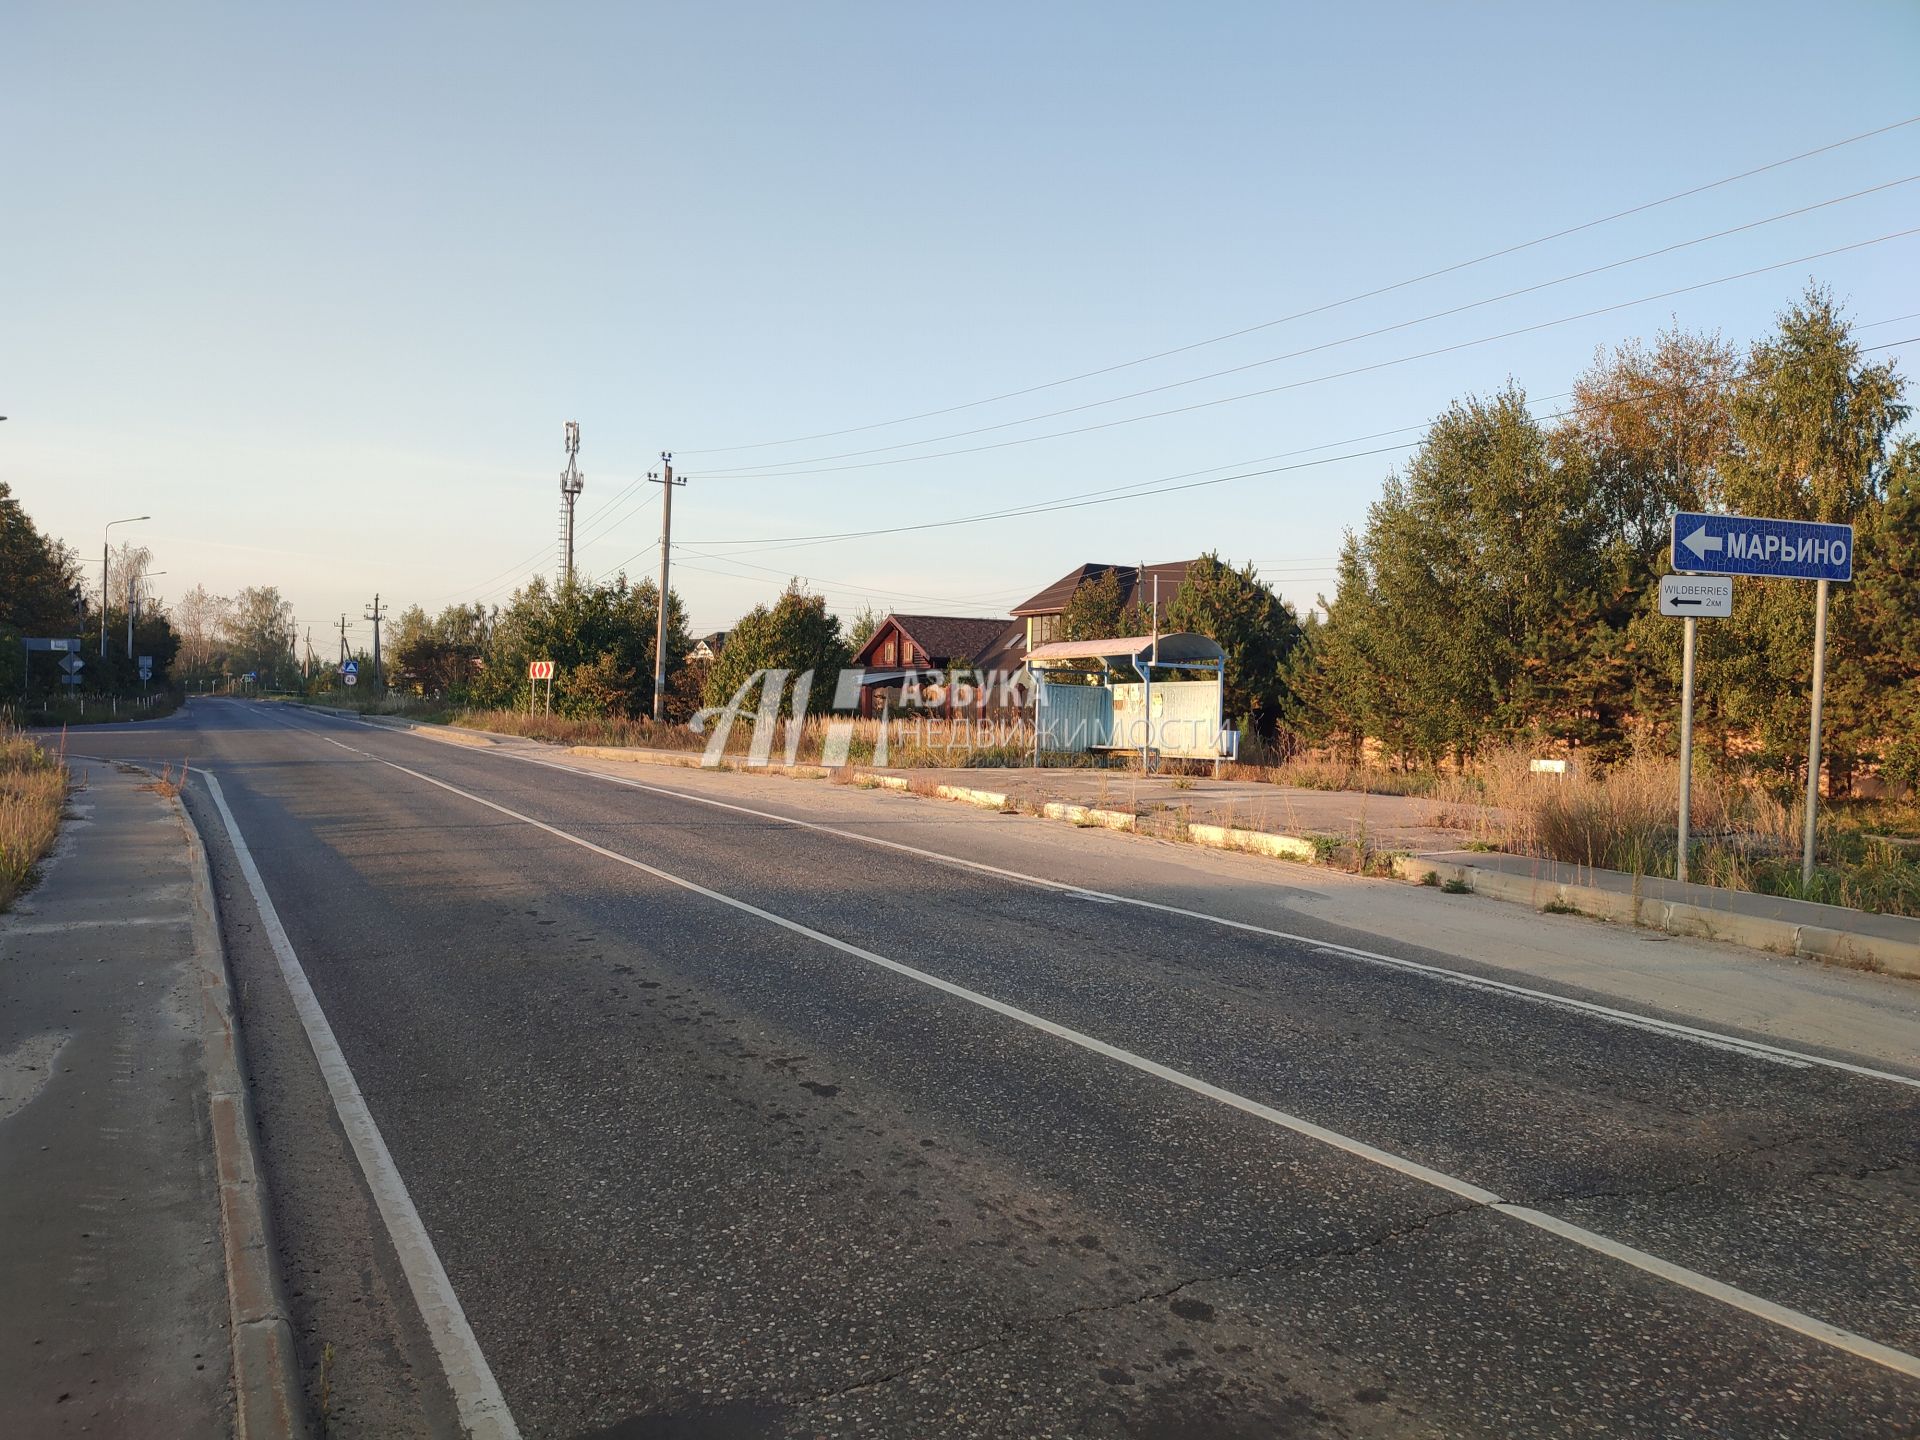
left=1026, top=632, right=1224, bottom=668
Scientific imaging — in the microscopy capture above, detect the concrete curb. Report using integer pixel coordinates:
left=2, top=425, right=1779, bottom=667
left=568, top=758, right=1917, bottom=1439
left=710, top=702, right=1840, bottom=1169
left=175, top=778, right=309, bottom=1440
left=1042, top=801, right=1138, bottom=831
left=1390, top=855, right=1920, bottom=981
left=1186, top=821, right=1321, bottom=862
left=286, top=715, right=1920, bottom=984
left=295, top=704, right=499, bottom=748
left=933, top=783, right=1012, bottom=810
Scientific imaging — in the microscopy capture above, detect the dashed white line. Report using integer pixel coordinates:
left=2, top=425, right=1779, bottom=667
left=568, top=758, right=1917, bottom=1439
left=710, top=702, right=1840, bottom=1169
left=498, top=749, right=1920, bottom=1091
left=270, top=719, right=1920, bottom=1383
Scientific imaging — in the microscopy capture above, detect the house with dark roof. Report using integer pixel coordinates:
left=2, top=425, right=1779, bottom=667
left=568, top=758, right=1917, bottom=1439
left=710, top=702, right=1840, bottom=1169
left=1011, top=560, right=1196, bottom=651
left=850, top=613, right=1027, bottom=716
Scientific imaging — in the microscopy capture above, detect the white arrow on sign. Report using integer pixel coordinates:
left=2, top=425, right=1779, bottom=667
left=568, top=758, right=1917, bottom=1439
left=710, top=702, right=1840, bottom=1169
left=1681, top=525, right=1725, bottom=561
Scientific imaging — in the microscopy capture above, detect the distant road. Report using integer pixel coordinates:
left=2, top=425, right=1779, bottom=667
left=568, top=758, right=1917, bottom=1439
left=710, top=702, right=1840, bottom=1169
left=66, top=699, right=1920, bottom=1438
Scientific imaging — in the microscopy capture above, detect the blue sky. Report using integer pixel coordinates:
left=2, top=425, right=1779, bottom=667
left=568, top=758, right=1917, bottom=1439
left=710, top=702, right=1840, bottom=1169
left=4, top=2, right=1917, bottom=644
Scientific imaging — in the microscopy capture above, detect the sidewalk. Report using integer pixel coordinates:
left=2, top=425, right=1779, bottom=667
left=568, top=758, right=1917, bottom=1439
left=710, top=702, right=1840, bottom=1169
left=864, top=764, right=1477, bottom=850
left=294, top=707, right=1920, bottom=982
left=0, top=762, right=298, bottom=1438
left=1398, top=848, right=1920, bottom=979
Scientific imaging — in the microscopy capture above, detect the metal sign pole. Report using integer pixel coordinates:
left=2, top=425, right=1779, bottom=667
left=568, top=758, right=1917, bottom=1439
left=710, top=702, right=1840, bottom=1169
left=1802, top=578, right=1830, bottom=888
left=1677, top=615, right=1696, bottom=884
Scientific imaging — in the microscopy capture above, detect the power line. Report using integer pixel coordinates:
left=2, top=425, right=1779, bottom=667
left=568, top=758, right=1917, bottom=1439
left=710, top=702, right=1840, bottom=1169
left=676, top=115, right=1920, bottom=457
left=692, top=174, right=1920, bottom=477
left=575, top=483, right=660, bottom=552
left=677, top=226, right=1920, bottom=486
left=679, top=333, right=1914, bottom=560
left=668, top=562, right=1020, bottom=618
left=673, top=546, right=1065, bottom=609
left=426, top=540, right=557, bottom=605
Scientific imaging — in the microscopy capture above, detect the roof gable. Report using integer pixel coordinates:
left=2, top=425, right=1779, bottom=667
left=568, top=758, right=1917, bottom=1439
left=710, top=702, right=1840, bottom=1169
left=853, top=614, right=1015, bottom=668
left=1011, top=560, right=1199, bottom=617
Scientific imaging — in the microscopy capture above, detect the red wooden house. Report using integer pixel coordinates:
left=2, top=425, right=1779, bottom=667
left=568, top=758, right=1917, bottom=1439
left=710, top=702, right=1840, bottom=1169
left=849, top=614, right=1027, bottom=716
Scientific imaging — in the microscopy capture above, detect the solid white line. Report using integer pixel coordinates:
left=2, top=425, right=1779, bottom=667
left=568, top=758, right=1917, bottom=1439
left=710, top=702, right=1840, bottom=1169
left=498, top=750, right=1920, bottom=1092
left=258, top=700, right=1920, bottom=1089
left=293, top=732, right=1920, bottom=1383
left=198, top=769, right=521, bottom=1440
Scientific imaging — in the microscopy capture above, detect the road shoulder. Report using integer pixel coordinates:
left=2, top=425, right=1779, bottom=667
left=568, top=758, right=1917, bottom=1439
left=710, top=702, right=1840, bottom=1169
left=0, top=759, right=299, bottom=1437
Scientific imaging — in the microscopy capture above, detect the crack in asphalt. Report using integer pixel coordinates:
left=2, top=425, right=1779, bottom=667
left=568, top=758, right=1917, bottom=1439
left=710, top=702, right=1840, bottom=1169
left=799, top=1199, right=1484, bottom=1408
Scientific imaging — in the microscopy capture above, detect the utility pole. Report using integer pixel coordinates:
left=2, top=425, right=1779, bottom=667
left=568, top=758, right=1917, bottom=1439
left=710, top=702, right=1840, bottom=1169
left=559, top=421, right=585, bottom=587
left=365, top=593, right=387, bottom=694
left=649, top=453, right=684, bottom=721
left=336, top=613, right=351, bottom=668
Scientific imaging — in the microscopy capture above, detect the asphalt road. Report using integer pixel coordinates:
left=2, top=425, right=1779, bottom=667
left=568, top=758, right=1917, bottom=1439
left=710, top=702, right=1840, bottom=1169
left=63, top=699, right=1920, bottom=1438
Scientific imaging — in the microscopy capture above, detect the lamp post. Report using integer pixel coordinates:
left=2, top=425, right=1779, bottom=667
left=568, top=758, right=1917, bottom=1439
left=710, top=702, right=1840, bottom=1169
left=102, top=515, right=150, bottom=663
left=130, top=571, right=167, bottom=659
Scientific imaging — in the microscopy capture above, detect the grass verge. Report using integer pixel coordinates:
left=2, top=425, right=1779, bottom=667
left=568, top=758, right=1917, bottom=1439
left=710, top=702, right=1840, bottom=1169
left=0, top=726, right=67, bottom=911
left=2, top=690, right=182, bottom=727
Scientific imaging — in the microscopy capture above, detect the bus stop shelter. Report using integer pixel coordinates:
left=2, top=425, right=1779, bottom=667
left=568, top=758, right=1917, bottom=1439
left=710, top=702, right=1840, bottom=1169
left=1026, top=632, right=1230, bottom=769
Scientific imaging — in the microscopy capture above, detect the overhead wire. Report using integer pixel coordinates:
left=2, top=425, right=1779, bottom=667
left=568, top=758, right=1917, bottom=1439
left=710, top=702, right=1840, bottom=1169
left=677, top=333, right=1915, bottom=563
left=675, top=115, right=1920, bottom=457
left=673, top=225, right=1920, bottom=488
left=690, top=175, right=1920, bottom=476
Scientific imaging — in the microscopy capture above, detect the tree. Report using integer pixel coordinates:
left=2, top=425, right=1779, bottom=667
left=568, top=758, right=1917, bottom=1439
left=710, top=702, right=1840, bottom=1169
left=1058, top=569, right=1133, bottom=642
left=474, top=575, right=688, bottom=716
left=1306, top=387, right=1609, bottom=763
left=0, top=482, right=84, bottom=693
left=702, top=581, right=850, bottom=714
left=1559, top=326, right=1740, bottom=572
left=391, top=602, right=492, bottom=697
left=226, top=586, right=298, bottom=687
left=1706, top=287, right=1910, bottom=782
left=845, top=605, right=883, bottom=653
left=1165, top=552, right=1302, bottom=733
left=173, top=585, right=232, bottom=683
left=1837, top=436, right=1920, bottom=793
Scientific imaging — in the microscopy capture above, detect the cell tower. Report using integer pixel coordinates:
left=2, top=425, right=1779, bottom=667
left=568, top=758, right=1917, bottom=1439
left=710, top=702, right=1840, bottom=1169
left=558, top=420, right=585, bottom=586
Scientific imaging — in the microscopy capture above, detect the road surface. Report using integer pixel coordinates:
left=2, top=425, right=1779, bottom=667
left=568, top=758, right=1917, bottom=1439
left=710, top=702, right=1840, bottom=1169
left=63, top=699, right=1920, bottom=1438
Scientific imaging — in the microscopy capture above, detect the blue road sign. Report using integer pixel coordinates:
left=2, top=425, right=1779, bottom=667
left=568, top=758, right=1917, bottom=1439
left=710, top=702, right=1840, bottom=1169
left=1671, top=511, right=1852, bottom=582
left=341, top=659, right=360, bottom=675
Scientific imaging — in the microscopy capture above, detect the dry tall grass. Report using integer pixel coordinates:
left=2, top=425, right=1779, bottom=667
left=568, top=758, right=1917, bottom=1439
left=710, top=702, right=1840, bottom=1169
left=1450, top=744, right=1919, bottom=915
left=1467, top=747, right=1791, bottom=872
left=0, top=727, right=67, bottom=910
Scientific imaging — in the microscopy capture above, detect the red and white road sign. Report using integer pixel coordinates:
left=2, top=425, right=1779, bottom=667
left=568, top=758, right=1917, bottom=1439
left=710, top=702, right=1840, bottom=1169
left=528, top=660, right=555, bottom=680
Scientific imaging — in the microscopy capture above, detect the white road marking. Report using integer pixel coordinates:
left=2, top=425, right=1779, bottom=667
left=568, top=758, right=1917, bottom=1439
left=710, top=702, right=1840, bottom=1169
left=260, top=699, right=1920, bottom=1087
left=199, top=769, right=521, bottom=1440
left=493, top=748, right=1920, bottom=1092
left=272, top=721, right=1920, bottom=1383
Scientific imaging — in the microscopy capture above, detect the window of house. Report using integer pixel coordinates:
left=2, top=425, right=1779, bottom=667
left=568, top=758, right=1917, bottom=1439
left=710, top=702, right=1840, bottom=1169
left=883, top=637, right=896, bottom=665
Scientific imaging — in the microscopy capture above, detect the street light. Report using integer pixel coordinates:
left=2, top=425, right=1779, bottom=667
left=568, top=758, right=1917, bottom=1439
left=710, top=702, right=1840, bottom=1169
left=103, top=515, right=150, bottom=661
left=130, top=571, right=167, bottom=659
